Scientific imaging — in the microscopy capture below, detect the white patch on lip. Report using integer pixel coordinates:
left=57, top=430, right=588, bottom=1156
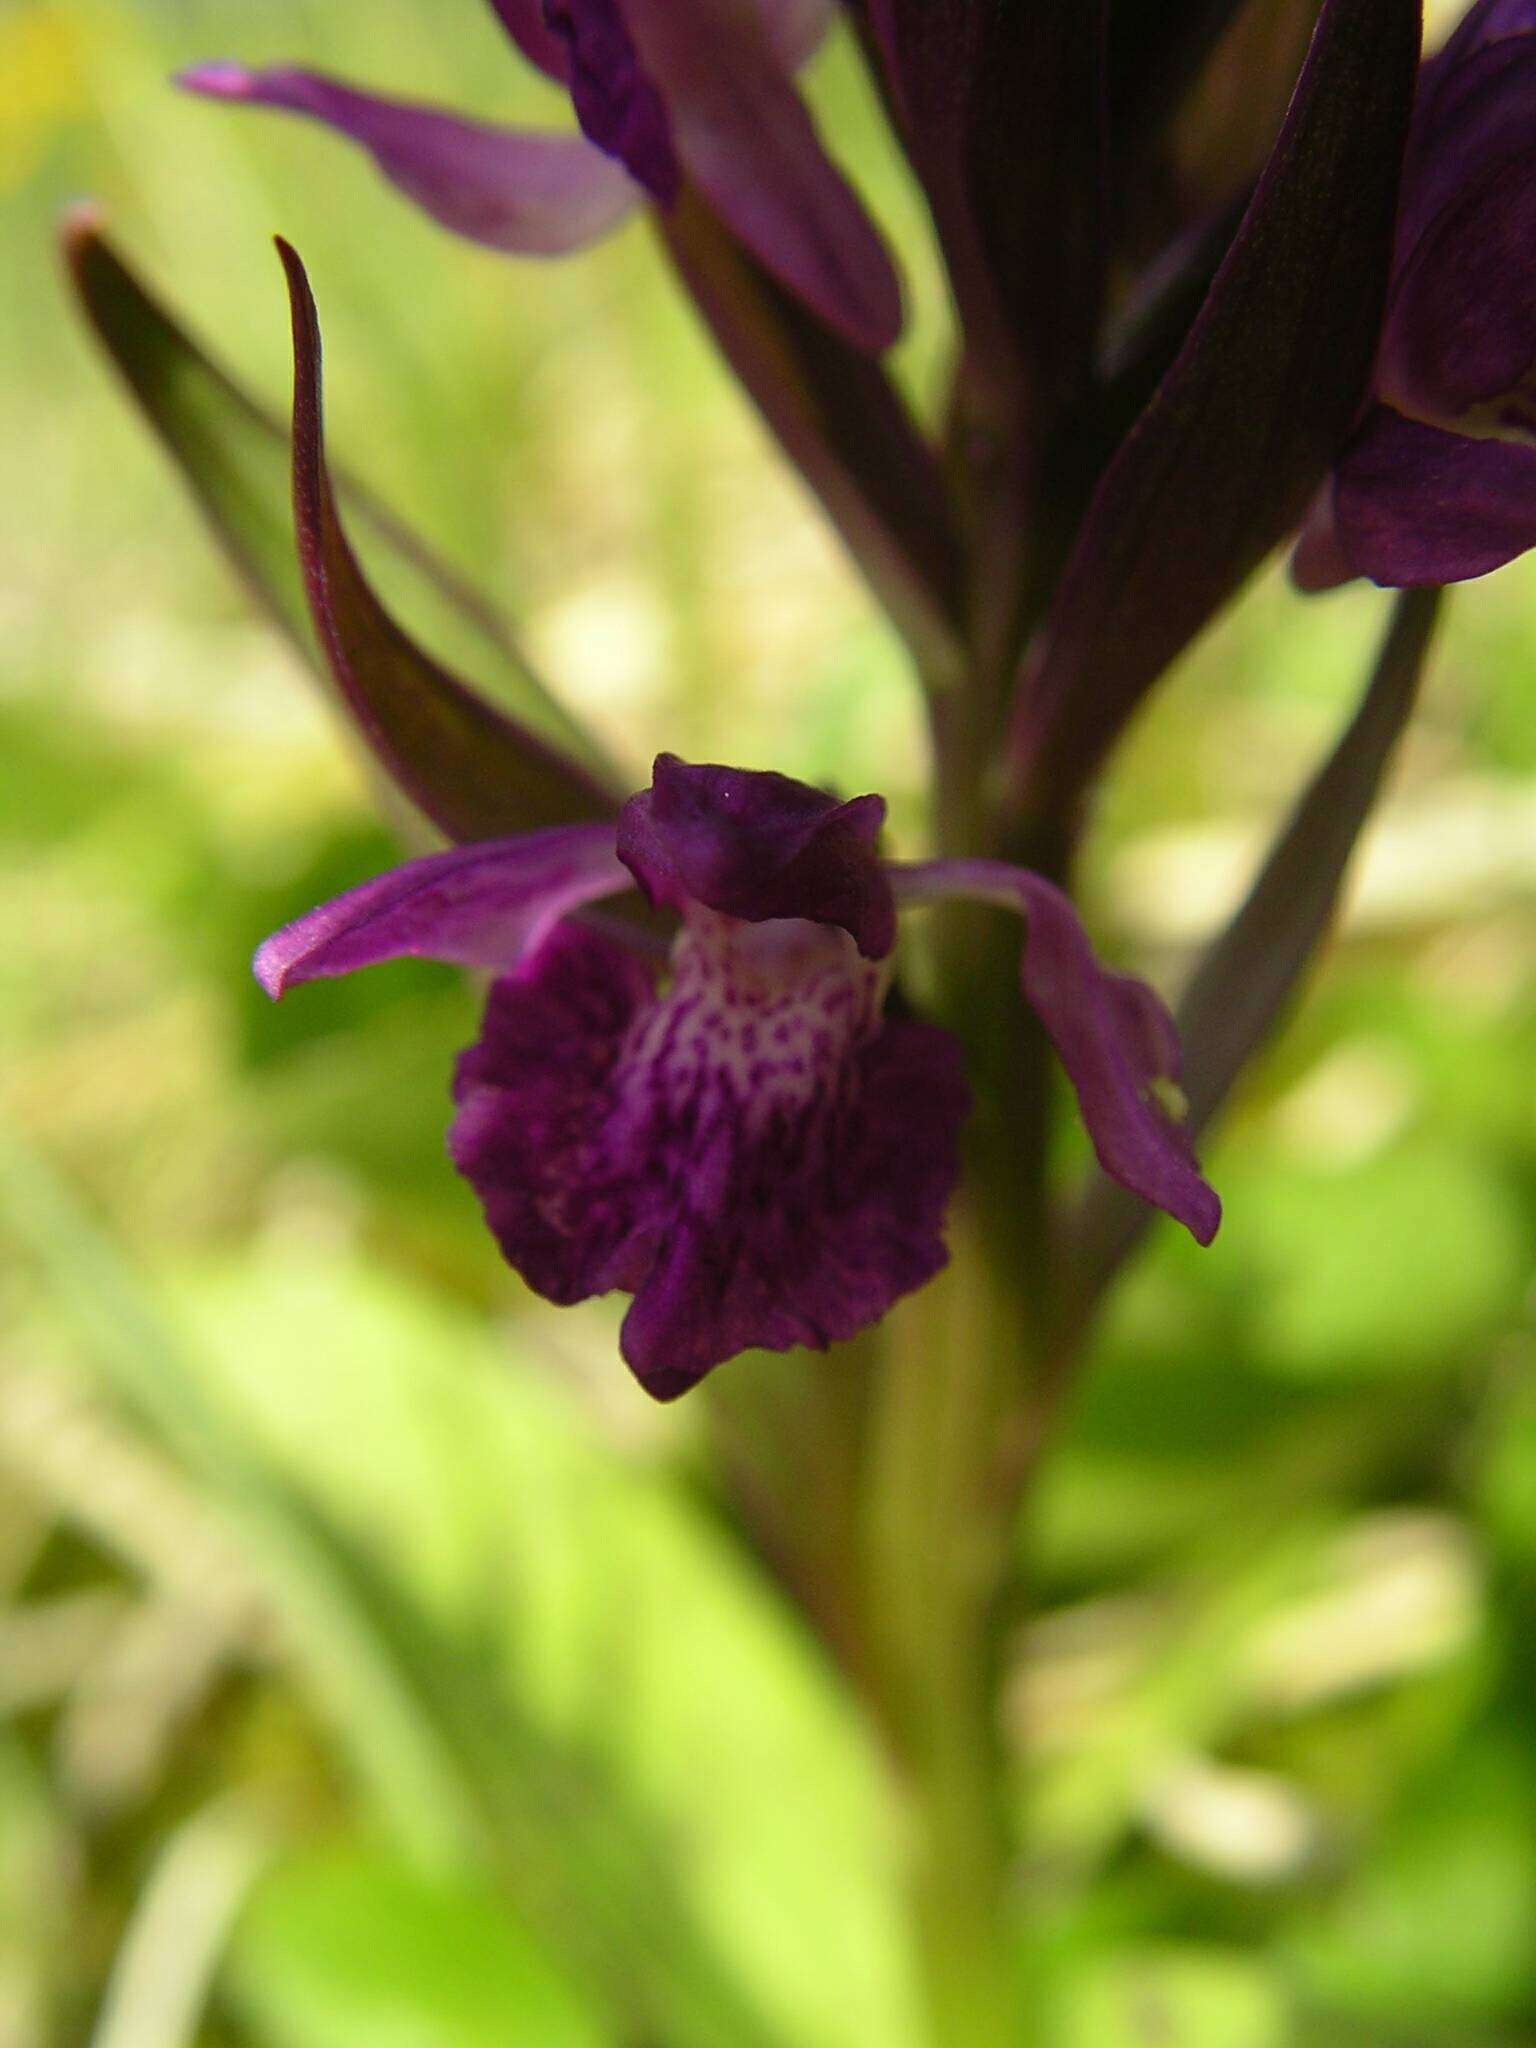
left=612, top=907, right=888, bottom=1141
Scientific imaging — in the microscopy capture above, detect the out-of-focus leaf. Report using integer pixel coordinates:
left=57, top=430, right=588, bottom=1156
left=1170, top=0, right=1326, bottom=211
left=1286, top=1733, right=1536, bottom=2028
left=1474, top=1342, right=1536, bottom=1563
left=1106, top=1, right=1250, bottom=165
left=63, top=214, right=622, bottom=825
left=1219, top=1138, right=1525, bottom=1381
left=90, top=1801, right=272, bottom=2048
left=227, top=1842, right=603, bottom=2048
left=178, top=1252, right=921, bottom=2048
left=659, top=187, right=966, bottom=686
left=1026, top=1522, right=1329, bottom=1868
left=1058, top=1943, right=1288, bottom=2048
left=1010, top=0, right=1422, bottom=816
left=277, top=238, right=616, bottom=840
left=1, top=1129, right=917, bottom=2048
left=1073, top=587, right=1442, bottom=1303
left=0, top=1134, right=788, bottom=2048
left=0, top=1126, right=481, bottom=1872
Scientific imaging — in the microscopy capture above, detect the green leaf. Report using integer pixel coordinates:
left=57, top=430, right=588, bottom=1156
left=1058, top=1944, right=1288, bottom=2048
left=63, top=213, right=622, bottom=833
left=1287, top=1734, right=1536, bottom=2028
left=229, top=1843, right=603, bottom=2048
left=0, top=1133, right=914, bottom=2048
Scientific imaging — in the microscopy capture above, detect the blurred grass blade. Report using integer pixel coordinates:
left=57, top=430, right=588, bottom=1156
left=61, top=211, right=622, bottom=810
left=1071, top=586, right=1443, bottom=1304
left=282, top=1493, right=789, bottom=2048
left=277, top=237, right=616, bottom=839
left=0, top=1130, right=785, bottom=2048
left=0, top=1125, right=483, bottom=1872
left=89, top=1800, right=274, bottom=2048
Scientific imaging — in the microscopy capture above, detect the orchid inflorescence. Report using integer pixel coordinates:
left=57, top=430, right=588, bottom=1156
left=71, top=0, right=1533, bottom=1408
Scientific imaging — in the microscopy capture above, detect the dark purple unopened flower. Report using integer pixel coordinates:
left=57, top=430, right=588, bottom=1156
left=256, top=755, right=1218, bottom=1399
left=1296, top=0, right=1536, bottom=588
left=177, top=0, right=901, bottom=351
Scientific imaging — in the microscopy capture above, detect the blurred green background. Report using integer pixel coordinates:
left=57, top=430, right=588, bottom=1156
left=2, top=2, right=1535, bottom=2043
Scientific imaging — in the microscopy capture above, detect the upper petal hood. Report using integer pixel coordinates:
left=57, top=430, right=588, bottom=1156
left=616, top=754, right=898, bottom=959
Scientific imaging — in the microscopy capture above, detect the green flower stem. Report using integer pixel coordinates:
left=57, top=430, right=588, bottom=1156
left=865, top=1222, right=1034, bottom=2047
left=862, top=871, right=1065, bottom=2045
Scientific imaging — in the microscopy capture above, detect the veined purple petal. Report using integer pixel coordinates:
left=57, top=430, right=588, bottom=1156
left=1328, top=403, right=1536, bottom=585
left=617, top=754, right=897, bottom=959
left=179, top=67, right=638, bottom=255
left=1397, top=38, right=1536, bottom=266
left=865, top=1, right=1103, bottom=395
left=254, top=825, right=629, bottom=996
left=1427, top=0, right=1536, bottom=84
left=624, top=0, right=902, bottom=350
left=450, top=914, right=966, bottom=1397
left=541, top=0, right=681, bottom=202
left=892, top=861, right=1221, bottom=1245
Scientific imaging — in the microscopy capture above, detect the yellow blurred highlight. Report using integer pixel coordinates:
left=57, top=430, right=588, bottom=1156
left=0, top=5, right=85, bottom=192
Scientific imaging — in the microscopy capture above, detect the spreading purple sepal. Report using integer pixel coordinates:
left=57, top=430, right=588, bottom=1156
left=1297, top=403, right=1536, bottom=588
left=177, top=65, right=637, bottom=255
left=1379, top=42, right=1536, bottom=429
left=254, top=825, right=630, bottom=996
left=450, top=916, right=966, bottom=1398
left=542, top=0, right=680, bottom=204
left=182, top=1, right=897, bottom=351
left=617, top=754, right=897, bottom=960
left=620, top=0, right=902, bottom=352
left=891, top=860, right=1221, bottom=1246
left=1296, top=0, right=1536, bottom=587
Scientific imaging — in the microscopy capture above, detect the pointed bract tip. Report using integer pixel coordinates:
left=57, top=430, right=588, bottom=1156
left=58, top=200, right=108, bottom=273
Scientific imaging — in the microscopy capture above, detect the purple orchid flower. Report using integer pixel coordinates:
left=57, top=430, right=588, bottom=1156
left=1295, top=0, right=1536, bottom=589
left=255, top=753, right=1218, bottom=1399
left=176, top=0, right=901, bottom=352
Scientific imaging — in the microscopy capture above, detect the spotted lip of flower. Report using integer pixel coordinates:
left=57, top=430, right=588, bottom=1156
left=255, top=755, right=1218, bottom=1399
left=1295, top=0, right=1536, bottom=589
left=175, top=0, right=902, bottom=354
